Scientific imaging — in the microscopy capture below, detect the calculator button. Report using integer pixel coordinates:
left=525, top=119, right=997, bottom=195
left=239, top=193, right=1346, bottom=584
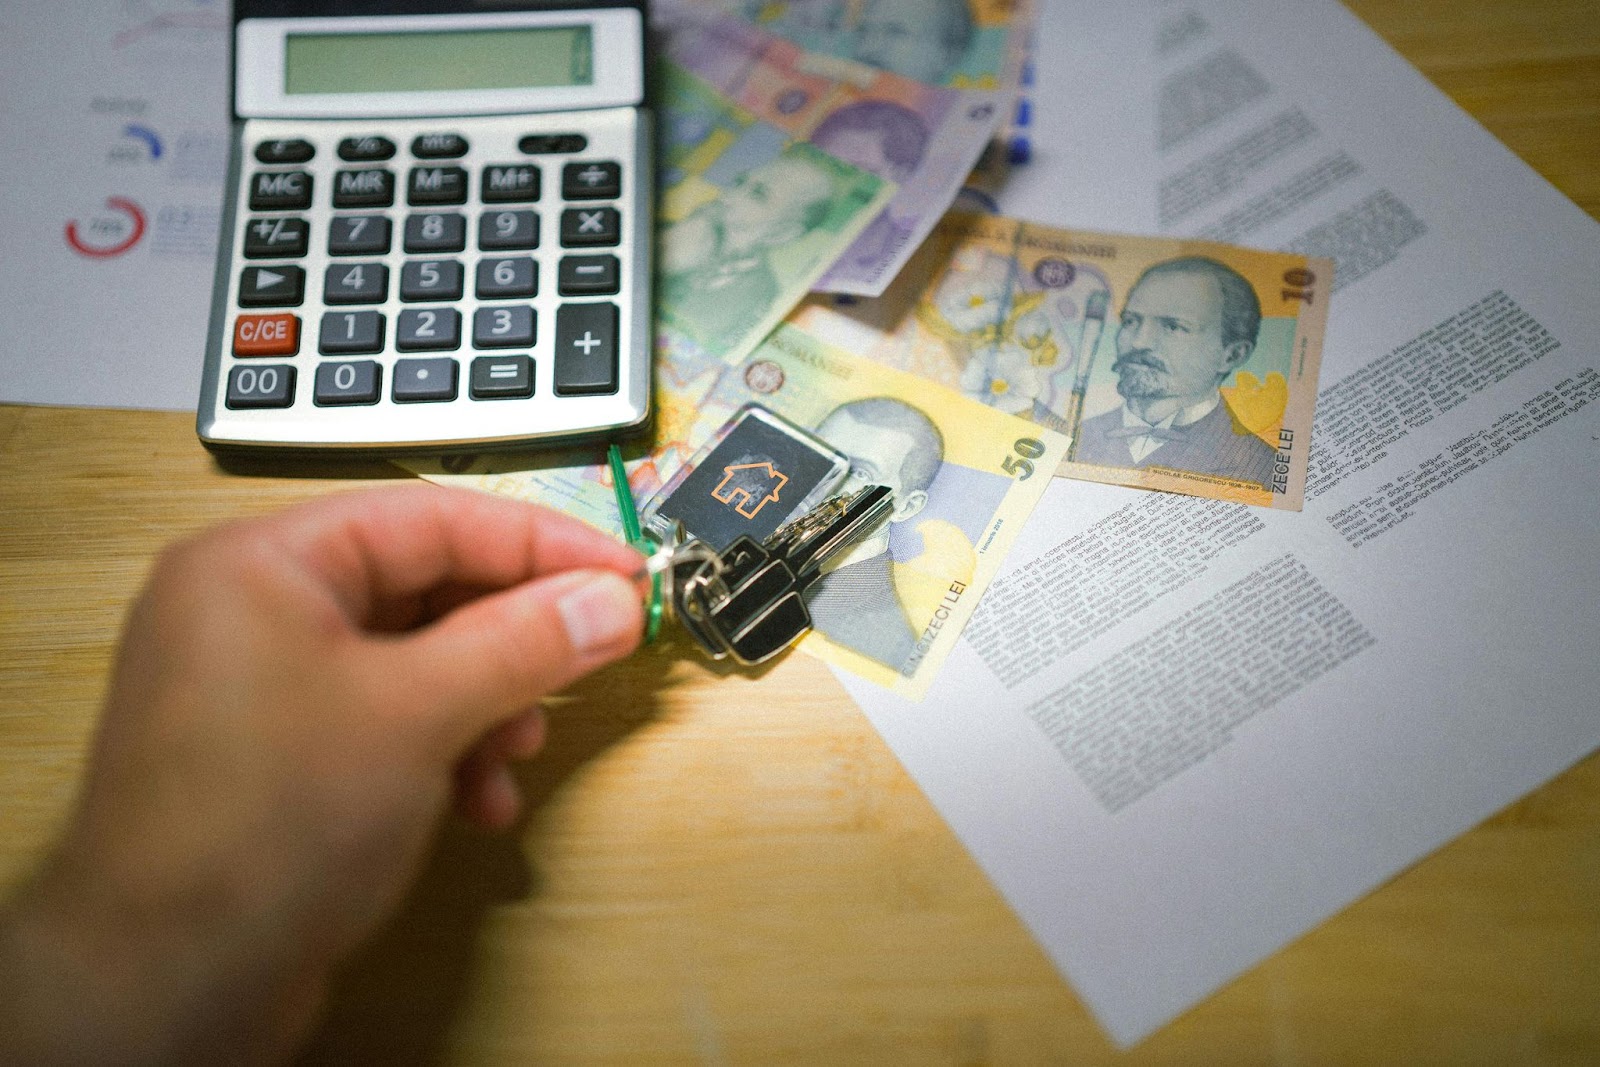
left=404, top=212, right=466, bottom=253
left=396, top=307, right=462, bottom=350
left=475, top=257, right=537, bottom=299
left=314, top=360, right=382, bottom=406
left=338, top=135, right=396, bottom=162
left=232, top=313, right=300, bottom=357
left=482, top=164, right=540, bottom=203
left=238, top=265, right=305, bottom=307
left=400, top=259, right=464, bottom=302
left=226, top=363, right=295, bottom=408
left=562, top=161, right=622, bottom=200
left=520, top=133, right=587, bottom=155
left=412, top=133, right=469, bottom=159
left=473, top=305, right=535, bottom=348
left=242, top=216, right=308, bottom=258
left=558, top=254, right=620, bottom=296
left=560, top=207, right=621, bottom=247
left=393, top=357, right=459, bottom=402
left=471, top=355, right=534, bottom=399
left=554, top=303, right=618, bottom=395
left=408, top=166, right=468, bottom=205
left=249, top=171, right=313, bottom=211
left=324, top=262, right=388, bottom=304
left=478, top=209, right=539, bottom=251
left=327, top=214, right=392, bottom=256
left=332, top=168, right=395, bottom=208
left=319, top=310, right=385, bottom=354
left=255, top=139, right=314, bottom=164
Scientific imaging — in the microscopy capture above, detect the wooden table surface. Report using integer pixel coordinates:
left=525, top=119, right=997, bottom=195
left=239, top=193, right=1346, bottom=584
left=3, top=2, right=1597, bottom=1062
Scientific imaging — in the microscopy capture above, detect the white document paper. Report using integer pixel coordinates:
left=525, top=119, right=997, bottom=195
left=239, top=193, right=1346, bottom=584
left=838, top=0, right=1600, bottom=1047
left=0, top=0, right=228, bottom=411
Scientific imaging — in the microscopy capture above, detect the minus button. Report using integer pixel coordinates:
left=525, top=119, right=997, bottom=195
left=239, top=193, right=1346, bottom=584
left=558, top=254, right=620, bottom=296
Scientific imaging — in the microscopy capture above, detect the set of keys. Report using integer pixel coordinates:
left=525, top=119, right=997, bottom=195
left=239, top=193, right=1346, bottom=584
left=607, top=439, right=895, bottom=667
left=648, top=483, right=895, bottom=665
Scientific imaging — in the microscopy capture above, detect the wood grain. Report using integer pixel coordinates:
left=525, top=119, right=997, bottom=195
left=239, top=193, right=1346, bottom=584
left=2, top=3, right=1597, bottom=1062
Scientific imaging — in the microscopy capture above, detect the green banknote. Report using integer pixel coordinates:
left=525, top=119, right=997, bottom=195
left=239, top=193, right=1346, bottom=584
left=793, top=211, right=1333, bottom=508
left=413, top=324, right=1067, bottom=699
left=655, top=61, right=895, bottom=362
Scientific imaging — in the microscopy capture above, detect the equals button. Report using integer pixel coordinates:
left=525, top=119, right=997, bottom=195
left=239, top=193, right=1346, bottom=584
left=470, top=355, right=533, bottom=399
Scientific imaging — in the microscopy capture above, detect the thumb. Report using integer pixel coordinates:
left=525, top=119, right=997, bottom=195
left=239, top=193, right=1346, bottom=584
left=388, top=568, right=644, bottom=756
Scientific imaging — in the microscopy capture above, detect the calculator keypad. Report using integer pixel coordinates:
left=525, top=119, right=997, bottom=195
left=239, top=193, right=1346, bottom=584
left=203, top=112, right=650, bottom=451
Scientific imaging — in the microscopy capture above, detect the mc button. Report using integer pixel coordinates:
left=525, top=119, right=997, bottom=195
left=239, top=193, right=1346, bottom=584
left=232, top=313, right=300, bottom=356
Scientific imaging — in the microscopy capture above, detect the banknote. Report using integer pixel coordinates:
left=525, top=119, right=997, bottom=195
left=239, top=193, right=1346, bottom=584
left=412, top=323, right=1067, bottom=699
left=697, top=0, right=1033, bottom=94
left=661, top=2, right=1005, bottom=296
left=655, top=60, right=895, bottom=362
left=792, top=211, right=1333, bottom=508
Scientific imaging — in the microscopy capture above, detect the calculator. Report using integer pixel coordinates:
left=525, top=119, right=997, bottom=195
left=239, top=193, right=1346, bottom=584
left=197, top=1, right=652, bottom=455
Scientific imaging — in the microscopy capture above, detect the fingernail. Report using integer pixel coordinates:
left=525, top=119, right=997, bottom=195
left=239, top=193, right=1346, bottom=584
left=556, top=571, right=641, bottom=656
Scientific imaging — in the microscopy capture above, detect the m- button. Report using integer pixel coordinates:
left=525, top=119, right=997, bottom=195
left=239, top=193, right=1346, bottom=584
left=232, top=314, right=300, bottom=356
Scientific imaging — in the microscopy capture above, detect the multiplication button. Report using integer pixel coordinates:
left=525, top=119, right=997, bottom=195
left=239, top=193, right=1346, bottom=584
left=471, top=355, right=534, bottom=399
left=560, top=207, right=620, bottom=247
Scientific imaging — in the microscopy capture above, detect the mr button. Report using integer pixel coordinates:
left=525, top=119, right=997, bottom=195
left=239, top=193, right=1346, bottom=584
left=233, top=314, right=300, bottom=356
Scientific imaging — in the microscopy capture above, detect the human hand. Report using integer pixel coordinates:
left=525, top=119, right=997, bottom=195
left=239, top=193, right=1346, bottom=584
left=0, top=483, right=644, bottom=1063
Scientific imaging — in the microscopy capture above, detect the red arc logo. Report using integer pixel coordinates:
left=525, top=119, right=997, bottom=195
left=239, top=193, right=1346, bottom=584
left=65, top=196, right=147, bottom=258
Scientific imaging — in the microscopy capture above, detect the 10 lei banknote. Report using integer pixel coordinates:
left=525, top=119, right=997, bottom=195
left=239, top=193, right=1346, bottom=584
left=414, top=324, right=1067, bottom=699
left=793, top=212, right=1333, bottom=509
left=662, top=2, right=1004, bottom=296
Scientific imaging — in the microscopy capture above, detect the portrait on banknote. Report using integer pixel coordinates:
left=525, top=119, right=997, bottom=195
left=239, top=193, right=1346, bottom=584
left=792, top=212, right=1332, bottom=508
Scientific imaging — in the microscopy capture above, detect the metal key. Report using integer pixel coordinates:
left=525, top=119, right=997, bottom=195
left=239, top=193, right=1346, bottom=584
left=674, top=484, right=895, bottom=666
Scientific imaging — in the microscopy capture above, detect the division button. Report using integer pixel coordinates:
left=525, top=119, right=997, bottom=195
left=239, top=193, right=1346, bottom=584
left=314, top=360, right=382, bottom=406
left=225, top=363, right=295, bottom=408
left=392, top=357, right=459, bottom=402
left=561, top=161, right=621, bottom=200
left=482, top=164, right=540, bottom=203
left=470, top=355, right=534, bottom=399
left=408, top=165, right=468, bottom=205
left=558, top=254, right=620, bottom=296
left=249, top=170, right=313, bottom=211
left=559, top=206, right=620, bottom=247
left=232, top=313, right=300, bottom=356
left=238, top=264, right=305, bottom=307
left=319, top=310, right=385, bottom=354
left=554, top=302, right=618, bottom=395
left=242, top=216, right=309, bottom=258
left=254, top=139, right=314, bottom=164
left=412, top=133, right=469, bottom=158
left=332, top=168, right=395, bottom=208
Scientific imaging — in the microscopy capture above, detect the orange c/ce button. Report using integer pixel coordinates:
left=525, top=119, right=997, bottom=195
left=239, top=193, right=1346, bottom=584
left=233, top=313, right=300, bottom=356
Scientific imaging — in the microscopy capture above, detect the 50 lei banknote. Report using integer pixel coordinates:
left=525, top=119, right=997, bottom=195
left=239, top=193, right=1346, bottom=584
left=412, top=323, right=1067, bottom=700
left=793, top=211, right=1333, bottom=508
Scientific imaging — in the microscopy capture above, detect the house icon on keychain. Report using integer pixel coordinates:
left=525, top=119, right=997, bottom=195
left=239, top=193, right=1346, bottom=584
left=711, top=462, right=789, bottom=519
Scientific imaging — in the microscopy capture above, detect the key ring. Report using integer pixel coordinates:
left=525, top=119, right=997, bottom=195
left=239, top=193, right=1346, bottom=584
left=607, top=444, right=664, bottom=642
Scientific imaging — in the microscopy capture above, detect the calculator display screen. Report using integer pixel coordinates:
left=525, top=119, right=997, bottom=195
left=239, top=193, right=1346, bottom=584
left=284, top=26, right=593, bottom=95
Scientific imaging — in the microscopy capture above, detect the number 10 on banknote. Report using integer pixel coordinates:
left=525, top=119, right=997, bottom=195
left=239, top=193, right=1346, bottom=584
left=794, top=213, right=1334, bottom=509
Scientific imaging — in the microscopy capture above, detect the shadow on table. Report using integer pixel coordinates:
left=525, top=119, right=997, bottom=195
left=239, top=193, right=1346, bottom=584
left=295, top=641, right=678, bottom=1066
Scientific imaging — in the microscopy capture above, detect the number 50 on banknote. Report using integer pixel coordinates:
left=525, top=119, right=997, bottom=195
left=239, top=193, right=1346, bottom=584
left=794, top=213, right=1334, bottom=509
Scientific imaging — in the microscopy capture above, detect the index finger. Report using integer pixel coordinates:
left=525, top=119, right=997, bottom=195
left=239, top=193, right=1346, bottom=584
left=239, top=482, right=642, bottom=624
